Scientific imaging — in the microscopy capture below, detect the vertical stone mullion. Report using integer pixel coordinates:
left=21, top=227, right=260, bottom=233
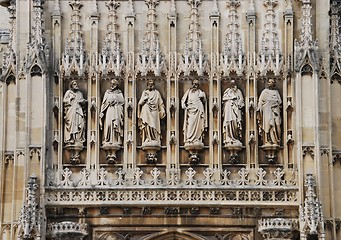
left=284, top=4, right=294, bottom=168
left=246, top=1, right=257, bottom=167
left=209, top=11, right=220, bottom=171
left=124, top=7, right=136, bottom=171
left=89, top=14, right=99, bottom=169
left=166, top=7, right=178, bottom=170
left=52, top=5, right=62, bottom=184
left=0, top=83, right=4, bottom=229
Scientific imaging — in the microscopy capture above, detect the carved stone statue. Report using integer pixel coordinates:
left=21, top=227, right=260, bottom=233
left=138, top=80, right=166, bottom=146
left=99, top=79, right=124, bottom=163
left=182, top=80, right=207, bottom=163
left=222, top=80, right=244, bottom=146
left=100, top=79, right=124, bottom=146
left=63, top=80, right=86, bottom=146
left=182, top=80, right=207, bottom=145
left=257, top=78, right=282, bottom=146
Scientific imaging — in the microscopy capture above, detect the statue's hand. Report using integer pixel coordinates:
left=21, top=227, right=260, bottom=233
left=99, top=113, right=104, bottom=118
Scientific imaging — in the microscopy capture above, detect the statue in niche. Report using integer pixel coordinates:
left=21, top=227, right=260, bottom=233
left=99, top=79, right=124, bottom=163
left=100, top=79, right=124, bottom=146
left=222, top=79, right=244, bottom=146
left=63, top=80, right=87, bottom=146
left=182, top=80, right=207, bottom=163
left=182, top=80, right=207, bottom=145
left=138, top=80, right=166, bottom=147
left=257, top=78, right=282, bottom=162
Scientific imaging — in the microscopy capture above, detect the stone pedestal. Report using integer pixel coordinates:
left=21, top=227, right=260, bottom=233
left=184, top=142, right=204, bottom=164
left=102, top=143, right=121, bottom=164
left=224, top=141, right=243, bottom=164
left=47, top=222, right=88, bottom=240
left=142, top=141, right=161, bottom=164
left=65, top=143, right=84, bottom=164
left=258, top=218, right=296, bottom=240
left=261, top=144, right=280, bottom=163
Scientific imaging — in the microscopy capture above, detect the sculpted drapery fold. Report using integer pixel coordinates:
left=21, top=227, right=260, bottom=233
left=182, top=80, right=208, bottom=145
left=257, top=79, right=282, bottom=146
left=100, top=79, right=124, bottom=146
left=138, top=80, right=166, bottom=146
left=222, top=80, right=244, bottom=146
left=63, top=80, right=87, bottom=146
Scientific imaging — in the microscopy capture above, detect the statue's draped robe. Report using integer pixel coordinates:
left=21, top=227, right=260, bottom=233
left=100, top=89, right=124, bottom=145
left=222, top=88, right=244, bottom=144
left=181, top=89, right=208, bottom=144
left=138, top=89, right=166, bottom=144
left=257, top=88, right=282, bottom=145
left=63, top=90, right=86, bottom=144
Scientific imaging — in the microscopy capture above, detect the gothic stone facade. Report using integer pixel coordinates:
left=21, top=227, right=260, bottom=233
left=0, top=0, right=340, bottom=239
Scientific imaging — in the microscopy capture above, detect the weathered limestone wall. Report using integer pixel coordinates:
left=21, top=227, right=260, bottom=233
left=0, top=0, right=339, bottom=239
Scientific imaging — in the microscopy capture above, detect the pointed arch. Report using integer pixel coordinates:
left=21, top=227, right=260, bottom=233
left=142, top=230, right=206, bottom=240
left=4, top=71, right=15, bottom=84
left=30, top=64, right=42, bottom=77
left=301, top=64, right=313, bottom=76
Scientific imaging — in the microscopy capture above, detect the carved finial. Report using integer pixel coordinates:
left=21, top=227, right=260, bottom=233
left=100, top=0, right=124, bottom=76
left=221, top=0, right=244, bottom=76
left=257, top=0, right=282, bottom=76
left=25, top=0, right=47, bottom=73
left=169, top=0, right=176, bottom=17
left=248, top=0, right=255, bottom=13
left=294, top=0, right=319, bottom=71
left=91, top=0, right=98, bottom=16
left=210, top=0, right=219, bottom=17
left=61, top=0, right=87, bottom=76
left=17, top=174, right=43, bottom=239
left=127, top=0, right=135, bottom=17
left=286, top=0, right=293, bottom=10
left=52, top=0, right=61, bottom=15
left=136, top=0, right=166, bottom=76
left=178, top=0, right=208, bottom=76
left=1, top=0, right=16, bottom=82
left=330, top=1, right=341, bottom=78
left=300, top=174, right=325, bottom=238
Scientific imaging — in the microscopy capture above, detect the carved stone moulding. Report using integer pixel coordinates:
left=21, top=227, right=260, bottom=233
left=142, top=141, right=161, bottom=164
left=47, top=221, right=88, bottom=240
left=224, top=143, right=243, bottom=164
left=102, top=143, right=121, bottom=164
left=65, top=143, right=83, bottom=164
left=258, top=218, right=298, bottom=240
left=184, top=142, right=204, bottom=164
left=261, top=144, right=280, bottom=163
